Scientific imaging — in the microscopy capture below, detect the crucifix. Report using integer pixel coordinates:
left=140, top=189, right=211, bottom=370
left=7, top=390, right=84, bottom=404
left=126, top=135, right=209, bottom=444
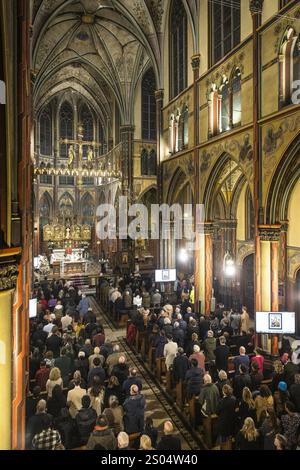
left=60, top=123, right=102, bottom=167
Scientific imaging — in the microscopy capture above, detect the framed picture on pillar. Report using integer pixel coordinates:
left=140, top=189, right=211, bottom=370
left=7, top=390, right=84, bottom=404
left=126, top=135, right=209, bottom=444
left=122, top=252, right=128, bottom=265
left=269, top=312, right=282, bottom=330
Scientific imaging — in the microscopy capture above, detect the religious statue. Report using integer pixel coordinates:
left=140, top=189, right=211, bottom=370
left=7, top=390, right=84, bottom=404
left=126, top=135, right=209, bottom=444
left=53, top=224, right=64, bottom=241
left=70, top=224, right=81, bottom=240
left=66, top=227, right=71, bottom=240
left=68, top=145, right=75, bottom=166
left=87, top=146, right=94, bottom=163
left=43, top=224, right=54, bottom=241
left=82, top=224, right=92, bottom=240
left=78, top=144, right=83, bottom=165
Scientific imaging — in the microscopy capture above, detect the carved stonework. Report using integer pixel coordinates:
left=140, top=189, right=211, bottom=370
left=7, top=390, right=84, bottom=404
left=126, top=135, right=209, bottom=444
left=146, top=0, right=164, bottom=32
left=0, top=263, right=19, bottom=292
left=249, top=0, right=264, bottom=15
left=191, top=54, right=201, bottom=71
left=237, top=242, right=255, bottom=266
left=259, top=226, right=281, bottom=242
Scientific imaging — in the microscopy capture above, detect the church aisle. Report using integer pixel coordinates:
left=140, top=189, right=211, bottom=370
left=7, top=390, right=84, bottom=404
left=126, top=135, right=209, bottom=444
left=90, top=298, right=201, bottom=451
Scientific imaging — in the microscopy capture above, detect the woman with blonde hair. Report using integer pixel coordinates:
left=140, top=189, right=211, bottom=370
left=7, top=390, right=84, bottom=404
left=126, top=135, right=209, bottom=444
left=235, top=417, right=261, bottom=450
left=236, top=386, right=256, bottom=425
left=46, top=367, right=63, bottom=397
left=140, top=434, right=154, bottom=450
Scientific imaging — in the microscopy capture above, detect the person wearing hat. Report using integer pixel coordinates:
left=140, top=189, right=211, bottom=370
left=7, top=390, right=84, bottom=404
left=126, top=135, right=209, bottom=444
left=274, top=381, right=290, bottom=417
left=123, top=384, right=146, bottom=435
left=86, top=415, right=117, bottom=450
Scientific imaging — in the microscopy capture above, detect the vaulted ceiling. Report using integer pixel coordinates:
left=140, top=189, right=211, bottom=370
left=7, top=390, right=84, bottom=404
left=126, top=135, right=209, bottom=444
left=31, top=0, right=199, bottom=124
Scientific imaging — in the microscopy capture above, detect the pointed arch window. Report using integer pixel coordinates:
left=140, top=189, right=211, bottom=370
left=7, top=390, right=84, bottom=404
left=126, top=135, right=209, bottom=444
left=170, top=0, right=187, bottom=99
left=220, top=78, right=230, bottom=133
left=142, top=68, right=157, bottom=141
left=208, top=84, right=220, bottom=138
left=169, top=114, right=175, bottom=154
left=80, top=104, right=94, bottom=159
left=182, top=105, right=189, bottom=149
left=40, top=105, right=52, bottom=156
left=60, top=102, right=73, bottom=158
left=141, top=149, right=148, bottom=175
left=232, top=68, right=241, bottom=126
left=148, top=149, right=157, bottom=175
left=82, top=193, right=95, bottom=225
left=279, top=28, right=300, bottom=107
left=40, top=193, right=51, bottom=228
left=211, top=0, right=241, bottom=65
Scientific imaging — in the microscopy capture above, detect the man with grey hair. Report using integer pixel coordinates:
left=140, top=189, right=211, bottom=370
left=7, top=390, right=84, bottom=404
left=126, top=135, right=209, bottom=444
left=117, top=431, right=130, bottom=449
left=89, top=346, right=104, bottom=369
left=199, top=373, right=220, bottom=417
left=106, top=344, right=125, bottom=375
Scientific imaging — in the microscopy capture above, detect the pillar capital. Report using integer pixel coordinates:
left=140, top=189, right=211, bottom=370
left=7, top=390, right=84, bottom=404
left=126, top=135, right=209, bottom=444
left=191, top=54, right=201, bottom=71
left=120, top=125, right=135, bottom=134
left=280, top=221, right=289, bottom=232
left=249, top=0, right=264, bottom=15
left=155, top=89, right=164, bottom=101
left=203, top=221, right=215, bottom=236
left=258, top=224, right=281, bottom=241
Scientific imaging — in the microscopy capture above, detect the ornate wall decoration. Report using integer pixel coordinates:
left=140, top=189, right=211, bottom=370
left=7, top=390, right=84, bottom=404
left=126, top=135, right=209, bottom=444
left=146, top=0, right=164, bottom=32
left=273, top=8, right=300, bottom=53
left=132, top=0, right=151, bottom=34
left=249, top=0, right=264, bottom=14
left=0, top=264, right=19, bottom=292
left=287, top=248, right=300, bottom=280
left=205, top=53, right=245, bottom=95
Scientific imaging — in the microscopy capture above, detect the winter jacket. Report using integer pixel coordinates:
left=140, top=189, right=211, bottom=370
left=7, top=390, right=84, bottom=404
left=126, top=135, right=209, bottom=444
left=86, top=426, right=117, bottom=450
left=75, top=407, right=97, bottom=440
left=198, top=383, right=220, bottom=416
left=123, top=394, right=146, bottom=434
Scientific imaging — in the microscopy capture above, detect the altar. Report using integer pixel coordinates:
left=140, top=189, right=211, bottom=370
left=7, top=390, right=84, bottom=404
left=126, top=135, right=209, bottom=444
left=62, top=260, right=87, bottom=275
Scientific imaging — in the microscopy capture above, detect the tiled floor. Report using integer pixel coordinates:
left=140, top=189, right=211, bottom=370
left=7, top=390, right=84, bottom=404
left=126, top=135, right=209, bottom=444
left=90, top=298, right=204, bottom=450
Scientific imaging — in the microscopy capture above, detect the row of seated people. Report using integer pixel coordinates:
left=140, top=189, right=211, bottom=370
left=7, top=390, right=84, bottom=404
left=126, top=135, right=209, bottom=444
left=127, top=303, right=300, bottom=450
left=28, top=278, right=183, bottom=450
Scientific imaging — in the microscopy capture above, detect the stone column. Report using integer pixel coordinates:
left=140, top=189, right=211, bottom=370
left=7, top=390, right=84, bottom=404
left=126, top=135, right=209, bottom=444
left=192, top=54, right=201, bottom=312
left=205, top=223, right=214, bottom=316
left=155, top=89, right=164, bottom=267
left=258, top=224, right=281, bottom=355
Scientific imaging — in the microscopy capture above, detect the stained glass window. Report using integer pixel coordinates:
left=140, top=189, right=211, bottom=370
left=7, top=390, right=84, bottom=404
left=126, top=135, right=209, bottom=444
left=60, top=102, right=73, bottom=158
left=211, top=0, right=240, bottom=65
left=142, top=68, right=157, bottom=141
left=170, top=0, right=187, bottom=98
left=40, top=105, right=52, bottom=155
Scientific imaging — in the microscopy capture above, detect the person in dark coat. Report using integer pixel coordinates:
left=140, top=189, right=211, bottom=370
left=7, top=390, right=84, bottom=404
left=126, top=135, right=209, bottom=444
left=185, top=358, right=204, bottom=399
left=290, top=373, right=300, bottom=412
left=73, top=351, right=89, bottom=382
left=173, top=349, right=189, bottom=384
left=217, top=384, right=237, bottom=442
left=144, top=416, right=158, bottom=449
left=233, top=364, right=252, bottom=400
left=87, top=357, right=106, bottom=387
left=31, top=323, right=48, bottom=348
left=123, top=385, right=145, bottom=434
left=157, top=421, right=181, bottom=450
left=26, top=386, right=41, bottom=422
left=47, top=384, right=67, bottom=418
left=172, top=322, right=185, bottom=348
left=198, top=316, right=210, bottom=341
left=111, top=356, right=129, bottom=386
left=235, top=417, right=261, bottom=450
left=54, top=407, right=77, bottom=449
left=215, top=336, right=230, bottom=372
left=103, top=376, right=124, bottom=409
left=54, top=347, right=72, bottom=387
left=122, top=368, right=143, bottom=396
left=46, top=326, right=62, bottom=358
left=250, top=362, right=264, bottom=391
left=75, top=395, right=97, bottom=443
left=26, top=399, right=53, bottom=449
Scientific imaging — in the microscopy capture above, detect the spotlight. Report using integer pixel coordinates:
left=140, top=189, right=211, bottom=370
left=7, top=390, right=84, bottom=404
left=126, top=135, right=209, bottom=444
left=178, top=248, right=189, bottom=263
left=223, top=252, right=236, bottom=277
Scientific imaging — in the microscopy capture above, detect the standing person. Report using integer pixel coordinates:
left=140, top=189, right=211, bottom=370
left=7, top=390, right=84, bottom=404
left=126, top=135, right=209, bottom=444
left=66, top=378, right=86, bottom=418
left=46, top=326, right=62, bottom=359
left=230, top=311, right=241, bottom=336
left=144, top=416, right=158, bottom=449
left=46, top=368, right=63, bottom=398
left=235, top=417, right=261, bottom=450
left=280, top=401, right=300, bottom=449
left=259, top=408, right=280, bottom=450
left=203, top=330, right=216, bottom=362
left=240, top=306, right=250, bottom=335
left=173, top=348, right=189, bottom=385
left=157, top=421, right=181, bottom=450
left=236, top=387, right=256, bottom=429
left=274, top=434, right=288, bottom=451
left=215, top=336, right=230, bottom=372
left=32, top=414, right=62, bottom=450
left=198, top=374, right=220, bottom=418
left=75, top=395, right=97, bottom=443
left=123, top=385, right=146, bottom=435
left=217, top=384, right=236, bottom=447
left=163, top=335, right=178, bottom=370
left=86, top=415, right=117, bottom=450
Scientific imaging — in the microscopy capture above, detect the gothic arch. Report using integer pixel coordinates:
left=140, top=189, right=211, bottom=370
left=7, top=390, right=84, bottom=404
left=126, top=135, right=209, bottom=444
left=266, top=133, right=300, bottom=224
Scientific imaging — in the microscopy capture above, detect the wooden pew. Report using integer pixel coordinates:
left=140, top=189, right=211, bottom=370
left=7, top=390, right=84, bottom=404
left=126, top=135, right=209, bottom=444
left=175, top=381, right=185, bottom=410
left=202, top=414, right=218, bottom=449
left=166, top=369, right=174, bottom=395
left=156, top=356, right=166, bottom=381
left=188, top=396, right=196, bottom=428
left=148, top=347, right=156, bottom=371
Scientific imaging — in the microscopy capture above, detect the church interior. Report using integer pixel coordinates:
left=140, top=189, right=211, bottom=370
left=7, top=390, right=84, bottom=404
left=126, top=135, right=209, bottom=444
left=1, top=0, right=300, bottom=451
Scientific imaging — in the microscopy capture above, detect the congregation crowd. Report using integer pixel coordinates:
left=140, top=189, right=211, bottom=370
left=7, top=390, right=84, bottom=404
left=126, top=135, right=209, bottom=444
left=27, top=277, right=182, bottom=451
left=27, top=275, right=300, bottom=451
